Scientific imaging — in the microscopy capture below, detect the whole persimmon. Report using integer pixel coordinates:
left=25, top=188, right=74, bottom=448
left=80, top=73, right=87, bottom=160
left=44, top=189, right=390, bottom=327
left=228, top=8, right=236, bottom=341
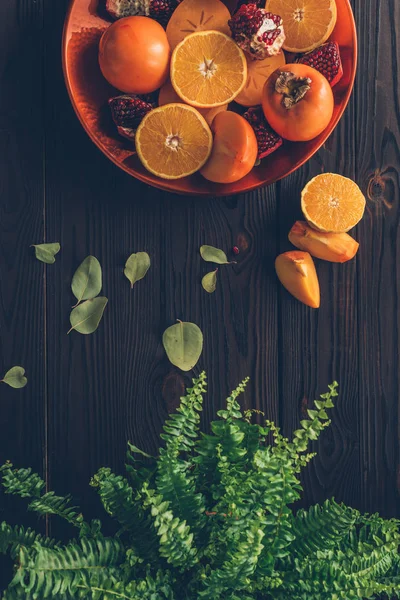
left=262, top=63, right=334, bottom=142
left=99, top=16, right=170, bottom=94
left=201, top=112, right=258, bottom=184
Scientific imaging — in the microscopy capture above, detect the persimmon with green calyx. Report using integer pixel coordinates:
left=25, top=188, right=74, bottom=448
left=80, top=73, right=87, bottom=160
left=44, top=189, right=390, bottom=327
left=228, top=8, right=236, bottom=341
left=99, top=16, right=170, bottom=94
left=275, top=251, right=320, bottom=308
left=201, top=111, right=258, bottom=184
left=262, top=63, right=334, bottom=141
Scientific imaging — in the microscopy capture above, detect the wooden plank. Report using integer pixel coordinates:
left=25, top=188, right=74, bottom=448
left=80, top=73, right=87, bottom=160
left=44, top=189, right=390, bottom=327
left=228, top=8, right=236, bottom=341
left=43, top=6, right=279, bottom=542
left=353, top=0, right=400, bottom=517
left=277, top=51, right=361, bottom=508
left=0, top=0, right=46, bottom=588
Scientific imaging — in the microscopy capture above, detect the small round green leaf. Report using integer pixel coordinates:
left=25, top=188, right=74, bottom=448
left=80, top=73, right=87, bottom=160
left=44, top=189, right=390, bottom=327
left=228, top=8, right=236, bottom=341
left=2, top=366, right=27, bottom=389
left=202, top=269, right=218, bottom=294
left=162, top=321, right=203, bottom=372
left=68, top=297, right=108, bottom=335
left=200, top=245, right=232, bottom=265
left=71, top=256, right=102, bottom=305
left=124, top=252, right=151, bottom=288
left=32, top=243, right=60, bottom=264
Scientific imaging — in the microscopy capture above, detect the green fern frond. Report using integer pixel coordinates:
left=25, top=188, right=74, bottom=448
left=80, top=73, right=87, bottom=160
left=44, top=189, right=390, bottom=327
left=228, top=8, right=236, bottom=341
left=0, top=522, right=58, bottom=559
left=291, top=382, right=338, bottom=456
left=7, top=537, right=125, bottom=598
left=28, top=492, right=84, bottom=528
left=76, top=569, right=175, bottom=600
left=217, top=378, right=250, bottom=422
left=143, top=486, right=198, bottom=572
left=0, top=462, right=45, bottom=498
left=199, top=522, right=264, bottom=597
left=291, top=499, right=358, bottom=558
left=156, top=442, right=206, bottom=534
left=90, top=467, right=158, bottom=561
left=160, top=372, right=206, bottom=453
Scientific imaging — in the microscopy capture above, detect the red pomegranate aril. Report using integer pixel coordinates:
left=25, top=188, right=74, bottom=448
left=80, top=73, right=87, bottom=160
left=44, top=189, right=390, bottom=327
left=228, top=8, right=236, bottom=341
left=229, top=3, right=285, bottom=60
left=243, top=107, right=282, bottom=160
left=298, top=41, right=343, bottom=87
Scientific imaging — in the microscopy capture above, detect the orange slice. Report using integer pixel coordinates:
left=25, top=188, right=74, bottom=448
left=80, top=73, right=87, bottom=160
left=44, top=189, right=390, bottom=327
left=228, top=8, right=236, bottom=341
left=166, top=0, right=231, bottom=50
left=170, top=30, right=247, bottom=108
left=265, top=0, right=337, bottom=53
left=159, top=79, right=228, bottom=125
left=235, top=52, right=286, bottom=107
left=135, top=104, right=213, bottom=180
left=301, top=174, right=366, bottom=233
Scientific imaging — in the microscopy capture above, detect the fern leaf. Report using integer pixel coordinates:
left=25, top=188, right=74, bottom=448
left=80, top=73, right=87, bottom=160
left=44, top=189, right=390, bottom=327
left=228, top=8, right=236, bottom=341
left=0, top=462, right=45, bottom=498
left=0, top=522, right=58, bottom=559
left=8, top=537, right=125, bottom=598
left=160, top=372, right=206, bottom=453
left=28, top=492, right=84, bottom=528
left=199, top=522, right=264, bottom=597
left=90, top=467, right=158, bottom=561
left=143, top=486, right=198, bottom=572
left=291, top=499, right=358, bottom=558
left=156, top=443, right=206, bottom=534
left=76, top=569, right=175, bottom=600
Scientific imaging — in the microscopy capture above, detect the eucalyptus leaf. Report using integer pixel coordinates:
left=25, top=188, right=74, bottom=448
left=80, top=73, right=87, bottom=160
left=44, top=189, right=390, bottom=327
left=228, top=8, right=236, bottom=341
left=200, top=245, right=233, bottom=265
left=1, top=366, right=27, bottom=389
left=32, top=243, right=60, bottom=264
left=68, top=297, right=108, bottom=335
left=202, top=269, right=218, bottom=294
left=162, top=321, right=203, bottom=372
left=124, top=252, right=151, bottom=288
left=71, top=256, right=102, bottom=306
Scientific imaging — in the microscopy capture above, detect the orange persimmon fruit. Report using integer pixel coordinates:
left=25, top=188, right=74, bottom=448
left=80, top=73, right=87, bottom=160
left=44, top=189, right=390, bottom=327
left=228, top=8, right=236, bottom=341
left=200, top=111, right=258, bottom=184
left=262, top=63, right=334, bottom=141
left=166, top=0, right=231, bottom=50
left=275, top=251, right=320, bottom=308
left=99, top=16, right=170, bottom=94
left=235, top=52, right=286, bottom=107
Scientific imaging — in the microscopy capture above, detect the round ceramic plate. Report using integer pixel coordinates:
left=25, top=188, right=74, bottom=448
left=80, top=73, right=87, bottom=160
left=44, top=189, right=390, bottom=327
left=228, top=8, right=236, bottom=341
left=62, top=0, right=357, bottom=197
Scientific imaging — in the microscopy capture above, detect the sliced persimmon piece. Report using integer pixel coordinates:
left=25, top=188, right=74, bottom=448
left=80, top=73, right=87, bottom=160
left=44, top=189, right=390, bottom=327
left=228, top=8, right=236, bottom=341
left=135, top=104, right=213, bottom=180
left=235, top=51, right=286, bottom=107
left=166, top=0, right=231, bottom=50
left=170, top=30, right=247, bottom=108
left=275, top=251, right=320, bottom=308
left=266, top=0, right=337, bottom=53
left=158, top=79, right=228, bottom=125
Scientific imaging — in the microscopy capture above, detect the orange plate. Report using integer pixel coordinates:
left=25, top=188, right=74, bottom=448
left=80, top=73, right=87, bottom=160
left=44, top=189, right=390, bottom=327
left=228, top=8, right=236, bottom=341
left=62, top=0, right=357, bottom=197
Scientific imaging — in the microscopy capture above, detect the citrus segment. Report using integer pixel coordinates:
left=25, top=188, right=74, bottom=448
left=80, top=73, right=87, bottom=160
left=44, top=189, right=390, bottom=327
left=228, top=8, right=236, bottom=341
left=166, top=0, right=231, bottom=50
left=158, top=79, right=228, bottom=125
left=235, top=51, right=286, bottom=107
left=265, top=0, right=337, bottom=53
left=170, top=30, right=247, bottom=108
left=135, top=104, right=213, bottom=180
left=301, top=173, right=366, bottom=233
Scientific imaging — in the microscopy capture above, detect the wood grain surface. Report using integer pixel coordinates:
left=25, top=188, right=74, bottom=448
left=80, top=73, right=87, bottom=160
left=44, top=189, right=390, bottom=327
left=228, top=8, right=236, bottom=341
left=0, top=0, right=399, bottom=583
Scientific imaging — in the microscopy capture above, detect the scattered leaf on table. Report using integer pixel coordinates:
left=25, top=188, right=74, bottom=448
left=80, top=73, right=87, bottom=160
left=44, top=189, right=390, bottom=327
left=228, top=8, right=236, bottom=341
left=162, top=321, right=203, bottom=372
left=1, top=366, right=27, bottom=389
left=68, top=297, right=108, bottom=335
left=202, top=269, right=218, bottom=293
left=32, top=243, right=60, bottom=264
left=200, top=245, right=233, bottom=265
left=124, top=252, right=151, bottom=288
left=71, top=256, right=102, bottom=306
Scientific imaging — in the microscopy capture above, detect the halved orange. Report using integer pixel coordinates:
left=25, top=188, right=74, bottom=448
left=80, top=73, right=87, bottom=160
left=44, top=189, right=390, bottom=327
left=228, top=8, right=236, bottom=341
left=235, top=52, right=286, bottom=107
left=158, top=78, right=228, bottom=125
left=135, top=104, right=213, bottom=180
left=265, top=0, right=337, bottom=53
left=170, top=30, right=247, bottom=108
left=301, top=173, right=366, bottom=233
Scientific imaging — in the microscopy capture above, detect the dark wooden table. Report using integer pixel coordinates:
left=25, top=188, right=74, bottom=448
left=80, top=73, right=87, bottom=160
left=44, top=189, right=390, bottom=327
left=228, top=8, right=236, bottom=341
left=0, top=0, right=399, bottom=588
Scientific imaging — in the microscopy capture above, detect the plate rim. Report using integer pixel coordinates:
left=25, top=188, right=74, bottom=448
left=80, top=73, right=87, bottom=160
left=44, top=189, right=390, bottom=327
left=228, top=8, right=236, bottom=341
left=62, top=0, right=358, bottom=197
